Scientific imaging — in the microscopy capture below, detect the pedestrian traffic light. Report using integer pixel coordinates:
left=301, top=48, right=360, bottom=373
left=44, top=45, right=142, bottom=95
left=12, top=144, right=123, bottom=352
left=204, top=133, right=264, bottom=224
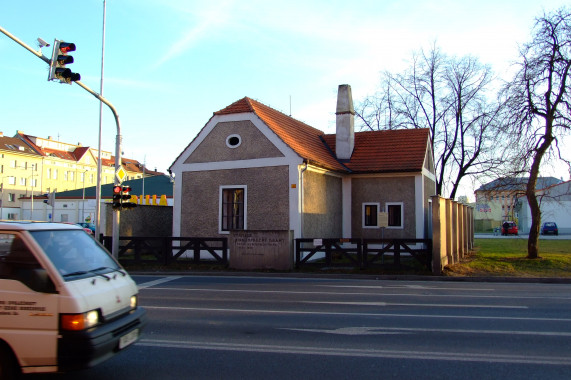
left=121, top=185, right=137, bottom=209
left=121, top=186, right=131, bottom=201
left=112, top=185, right=122, bottom=210
left=43, top=191, right=56, bottom=206
left=48, top=40, right=81, bottom=84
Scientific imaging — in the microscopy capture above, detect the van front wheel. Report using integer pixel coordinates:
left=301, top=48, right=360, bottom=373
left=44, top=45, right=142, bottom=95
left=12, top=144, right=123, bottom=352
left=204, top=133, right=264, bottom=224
left=0, top=343, right=20, bottom=380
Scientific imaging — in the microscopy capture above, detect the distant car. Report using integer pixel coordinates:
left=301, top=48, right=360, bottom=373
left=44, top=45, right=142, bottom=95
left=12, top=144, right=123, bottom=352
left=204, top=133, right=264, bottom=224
left=77, top=222, right=96, bottom=233
left=541, top=222, right=558, bottom=235
left=501, top=221, right=518, bottom=236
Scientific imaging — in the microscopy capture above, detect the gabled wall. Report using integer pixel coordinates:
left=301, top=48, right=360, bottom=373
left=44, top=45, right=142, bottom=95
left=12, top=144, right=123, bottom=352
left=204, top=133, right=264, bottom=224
left=171, top=113, right=305, bottom=238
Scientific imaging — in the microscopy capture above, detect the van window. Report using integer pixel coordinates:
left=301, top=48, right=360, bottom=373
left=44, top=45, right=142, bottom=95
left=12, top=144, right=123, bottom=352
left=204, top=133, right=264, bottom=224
left=0, top=234, right=47, bottom=292
left=30, top=230, right=121, bottom=281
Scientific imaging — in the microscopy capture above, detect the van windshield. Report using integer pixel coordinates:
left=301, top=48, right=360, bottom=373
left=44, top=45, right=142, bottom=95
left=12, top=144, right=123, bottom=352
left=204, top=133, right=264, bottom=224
left=29, top=230, right=122, bottom=281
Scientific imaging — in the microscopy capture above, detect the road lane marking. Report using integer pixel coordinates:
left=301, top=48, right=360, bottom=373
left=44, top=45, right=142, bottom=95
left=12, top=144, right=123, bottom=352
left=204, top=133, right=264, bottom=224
left=279, top=326, right=571, bottom=337
left=320, top=285, right=495, bottom=291
left=304, top=301, right=527, bottom=309
left=137, top=276, right=183, bottom=289
left=141, top=286, right=571, bottom=300
left=145, top=305, right=566, bottom=322
left=136, top=339, right=571, bottom=366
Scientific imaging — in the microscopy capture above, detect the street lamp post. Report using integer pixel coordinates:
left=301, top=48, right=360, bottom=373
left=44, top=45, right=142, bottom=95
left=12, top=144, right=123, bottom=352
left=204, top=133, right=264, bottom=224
left=81, top=169, right=87, bottom=223
left=23, top=164, right=38, bottom=220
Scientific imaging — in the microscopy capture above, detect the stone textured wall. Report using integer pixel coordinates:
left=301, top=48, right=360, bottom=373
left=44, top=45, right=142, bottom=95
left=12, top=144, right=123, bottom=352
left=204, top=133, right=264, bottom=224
left=302, top=170, right=343, bottom=238
left=184, top=120, right=284, bottom=164
left=350, top=176, right=416, bottom=239
left=105, top=204, right=173, bottom=237
left=180, top=166, right=290, bottom=237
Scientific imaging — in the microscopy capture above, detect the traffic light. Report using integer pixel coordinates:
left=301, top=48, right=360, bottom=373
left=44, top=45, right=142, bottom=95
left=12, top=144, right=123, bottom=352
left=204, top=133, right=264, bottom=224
left=112, top=185, right=122, bottom=210
left=43, top=191, right=56, bottom=206
left=121, top=186, right=137, bottom=209
left=48, top=40, right=81, bottom=84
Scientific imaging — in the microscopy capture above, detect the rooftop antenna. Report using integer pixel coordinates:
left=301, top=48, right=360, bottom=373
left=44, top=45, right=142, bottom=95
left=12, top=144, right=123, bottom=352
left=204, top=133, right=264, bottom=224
left=289, top=95, right=292, bottom=116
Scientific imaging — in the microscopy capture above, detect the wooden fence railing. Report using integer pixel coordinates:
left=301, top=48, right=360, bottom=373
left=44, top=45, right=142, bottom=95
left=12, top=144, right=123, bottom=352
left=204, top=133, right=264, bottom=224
left=295, top=238, right=432, bottom=270
left=101, top=236, right=228, bottom=265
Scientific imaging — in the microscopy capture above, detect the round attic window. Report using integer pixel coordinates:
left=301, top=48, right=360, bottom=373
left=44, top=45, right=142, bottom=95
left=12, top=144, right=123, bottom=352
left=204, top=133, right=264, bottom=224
left=226, top=134, right=242, bottom=148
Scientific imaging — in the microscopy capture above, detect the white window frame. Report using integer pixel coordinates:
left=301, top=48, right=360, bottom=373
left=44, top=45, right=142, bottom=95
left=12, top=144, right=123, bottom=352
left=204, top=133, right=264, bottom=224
left=385, top=202, right=404, bottom=229
left=362, top=202, right=380, bottom=229
left=219, top=185, right=247, bottom=234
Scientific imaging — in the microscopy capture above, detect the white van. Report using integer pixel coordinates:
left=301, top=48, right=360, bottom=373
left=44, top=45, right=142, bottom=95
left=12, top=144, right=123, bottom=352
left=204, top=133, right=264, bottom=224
left=0, top=221, right=146, bottom=377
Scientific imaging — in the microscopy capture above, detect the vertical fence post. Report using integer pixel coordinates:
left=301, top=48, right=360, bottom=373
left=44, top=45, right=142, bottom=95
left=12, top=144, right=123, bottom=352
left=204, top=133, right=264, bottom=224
left=222, top=238, right=228, bottom=264
left=193, top=239, right=201, bottom=264
left=163, top=237, right=171, bottom=265
left=394, top=242, right=401, bottom=268
left=431, top=195, right=442, bottom=274
left=325, top=240, right=332, bottom=266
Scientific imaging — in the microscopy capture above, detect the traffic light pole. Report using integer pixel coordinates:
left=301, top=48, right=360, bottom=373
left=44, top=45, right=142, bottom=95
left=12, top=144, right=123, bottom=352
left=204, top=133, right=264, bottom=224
left=0, top=25, right=50, bottom=64
left=1, top=25, right=122, bottom=258
left=75, top=81, right=122, bottom=259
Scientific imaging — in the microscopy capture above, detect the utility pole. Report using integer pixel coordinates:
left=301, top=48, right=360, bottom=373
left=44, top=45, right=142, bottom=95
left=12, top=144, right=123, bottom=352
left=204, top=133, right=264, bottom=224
left=1, top=25, right=123, bottom=258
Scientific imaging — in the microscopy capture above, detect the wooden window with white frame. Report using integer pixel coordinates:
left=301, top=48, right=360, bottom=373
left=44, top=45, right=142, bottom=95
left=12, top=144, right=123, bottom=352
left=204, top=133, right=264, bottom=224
left=362, top=202, right=380, bottom=228
left=386, top=202, right=404, bottom=228
left=220, top=186, right=247, bottom=233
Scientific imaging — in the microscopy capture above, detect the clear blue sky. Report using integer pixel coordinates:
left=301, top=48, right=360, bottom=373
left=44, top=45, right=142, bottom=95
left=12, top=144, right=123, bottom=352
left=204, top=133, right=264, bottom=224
left=1, top=0, right=569, bottom=195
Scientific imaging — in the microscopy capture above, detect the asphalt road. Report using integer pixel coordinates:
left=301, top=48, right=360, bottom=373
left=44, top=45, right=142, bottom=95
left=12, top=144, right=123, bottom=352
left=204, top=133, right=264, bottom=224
left=27, top=274, right=571, bottom=380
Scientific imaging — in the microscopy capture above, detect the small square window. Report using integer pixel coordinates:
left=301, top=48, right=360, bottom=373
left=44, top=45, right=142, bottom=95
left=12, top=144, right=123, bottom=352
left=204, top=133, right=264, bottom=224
left=362, top=203, right=379, bottom=228
left=386, top=202, right=403, bottom=228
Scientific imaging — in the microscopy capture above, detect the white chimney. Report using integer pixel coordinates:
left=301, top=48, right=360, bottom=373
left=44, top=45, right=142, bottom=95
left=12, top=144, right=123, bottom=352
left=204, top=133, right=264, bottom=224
left=335, top=84, right=355, bottom=160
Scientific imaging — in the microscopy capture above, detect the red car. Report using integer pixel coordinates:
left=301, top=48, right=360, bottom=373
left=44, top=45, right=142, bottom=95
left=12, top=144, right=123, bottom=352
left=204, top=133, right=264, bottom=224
left=501, top=221, right=518, bottom=236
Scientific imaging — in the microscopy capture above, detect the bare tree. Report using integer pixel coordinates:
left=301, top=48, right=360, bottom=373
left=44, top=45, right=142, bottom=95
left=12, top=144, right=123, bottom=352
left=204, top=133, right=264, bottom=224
left=356, top=45, right=506, bottom=199
left=502, top=7, right=571, bottom=259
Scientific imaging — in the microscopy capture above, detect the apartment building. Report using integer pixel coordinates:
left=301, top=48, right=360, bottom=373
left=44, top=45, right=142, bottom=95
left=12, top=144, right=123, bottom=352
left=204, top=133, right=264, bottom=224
left=473, top=176, right=563, bottom=231
left=0, top=131, right=159, bottom=220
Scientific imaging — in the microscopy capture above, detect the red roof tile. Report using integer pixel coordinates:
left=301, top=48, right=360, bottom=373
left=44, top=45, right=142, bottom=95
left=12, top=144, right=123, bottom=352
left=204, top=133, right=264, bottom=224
left=323, top=129, right=430, bottom=173
left=213, top=97, right=430, bottom=174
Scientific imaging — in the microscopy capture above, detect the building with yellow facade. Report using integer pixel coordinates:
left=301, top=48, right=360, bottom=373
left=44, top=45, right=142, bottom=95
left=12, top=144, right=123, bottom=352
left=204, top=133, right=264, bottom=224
left=0, top=131, right=160, bottom=220
left=473, top=176, right=563, bottom=232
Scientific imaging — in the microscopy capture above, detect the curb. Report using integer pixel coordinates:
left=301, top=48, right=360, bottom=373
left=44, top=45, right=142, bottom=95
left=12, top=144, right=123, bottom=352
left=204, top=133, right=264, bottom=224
left=129, top=270, right=571, bottom=284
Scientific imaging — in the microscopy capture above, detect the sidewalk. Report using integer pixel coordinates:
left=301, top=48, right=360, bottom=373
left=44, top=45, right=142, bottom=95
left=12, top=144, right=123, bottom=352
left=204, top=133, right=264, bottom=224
left=475, top=233, right=570, bottom=240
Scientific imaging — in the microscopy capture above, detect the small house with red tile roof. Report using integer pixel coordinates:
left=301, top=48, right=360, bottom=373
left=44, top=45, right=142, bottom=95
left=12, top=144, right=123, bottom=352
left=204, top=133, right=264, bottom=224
left=170, top=85, right=436, bottom=243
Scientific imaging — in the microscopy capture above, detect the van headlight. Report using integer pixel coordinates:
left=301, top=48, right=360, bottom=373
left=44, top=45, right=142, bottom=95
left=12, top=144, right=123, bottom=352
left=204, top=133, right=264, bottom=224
left=61, top=310, right=99, bottom=331
left=130, top=295, right=138, bottom=310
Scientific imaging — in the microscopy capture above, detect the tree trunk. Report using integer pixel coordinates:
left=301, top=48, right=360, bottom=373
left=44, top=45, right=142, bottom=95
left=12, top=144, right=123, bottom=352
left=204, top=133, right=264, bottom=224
left=525, top=175, right=540, bottom=259
left=525, top=120, right=553, bottom=259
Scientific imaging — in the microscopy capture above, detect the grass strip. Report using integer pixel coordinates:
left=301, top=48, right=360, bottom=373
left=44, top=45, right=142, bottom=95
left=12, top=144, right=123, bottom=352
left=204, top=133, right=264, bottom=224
left=444, top=238, right=571, bottom=277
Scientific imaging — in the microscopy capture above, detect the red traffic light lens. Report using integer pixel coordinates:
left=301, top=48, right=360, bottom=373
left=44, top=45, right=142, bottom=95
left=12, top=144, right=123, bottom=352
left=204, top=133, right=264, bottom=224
left=59, top=42, right=76, bottom=53
left=113, top=186, right=122, bottom=194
